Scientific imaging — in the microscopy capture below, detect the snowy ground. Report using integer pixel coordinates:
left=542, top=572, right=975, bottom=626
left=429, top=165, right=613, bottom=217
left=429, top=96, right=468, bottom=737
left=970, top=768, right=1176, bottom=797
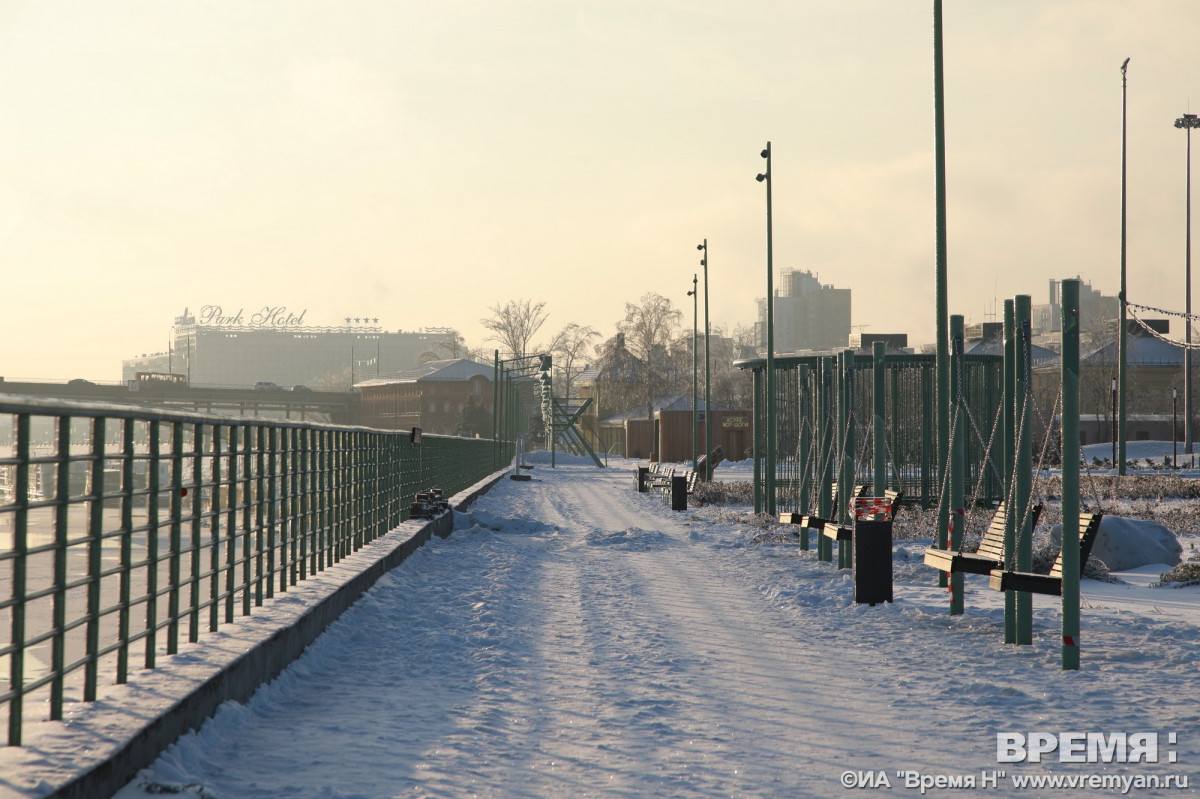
left=94, top=449, right=1200, bottom=798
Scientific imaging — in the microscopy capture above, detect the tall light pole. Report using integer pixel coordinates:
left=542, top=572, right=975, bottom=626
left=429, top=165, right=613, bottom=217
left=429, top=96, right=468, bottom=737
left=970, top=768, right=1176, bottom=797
left=699, top=239, right=711, bottom=476
left=756, top=146, right=776, bottom=514
left=1176, top=111, right=1199, bottom=455
left=688, top=274, right=698, bottom=470
left=1118, top=58, right=1129, bottom=475
left=933, top=0, right=951, bottom=568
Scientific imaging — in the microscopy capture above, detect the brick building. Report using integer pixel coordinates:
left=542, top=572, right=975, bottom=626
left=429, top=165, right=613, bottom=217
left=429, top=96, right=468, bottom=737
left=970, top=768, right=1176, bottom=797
left=356, top=359, right=494, bottom=436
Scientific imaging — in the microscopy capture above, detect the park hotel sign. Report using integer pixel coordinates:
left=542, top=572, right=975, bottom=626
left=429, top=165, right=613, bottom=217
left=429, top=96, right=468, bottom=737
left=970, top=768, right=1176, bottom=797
left=198, top=305, right=308, bottom=327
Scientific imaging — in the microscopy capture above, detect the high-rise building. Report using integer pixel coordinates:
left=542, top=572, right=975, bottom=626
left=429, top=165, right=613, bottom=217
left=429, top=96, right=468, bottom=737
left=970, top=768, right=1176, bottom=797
left=121, top=306, right=447, bottom=389
left=755, top=269, right=851, bottom=354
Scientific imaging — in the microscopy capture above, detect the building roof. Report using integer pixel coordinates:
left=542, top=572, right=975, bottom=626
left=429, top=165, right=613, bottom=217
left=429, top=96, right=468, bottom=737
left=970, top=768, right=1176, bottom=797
left=354, top=358, right=494, bottom=388
left=1082, top=334, right=1186, bottom=367
left=965, top=337, right=1059, bottom=365
left=599, top=394, right=730, bottom=425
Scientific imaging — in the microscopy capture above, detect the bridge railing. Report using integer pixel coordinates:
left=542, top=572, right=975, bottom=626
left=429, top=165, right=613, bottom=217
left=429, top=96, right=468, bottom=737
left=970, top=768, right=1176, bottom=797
left=0, top=396, right=510, bottom=746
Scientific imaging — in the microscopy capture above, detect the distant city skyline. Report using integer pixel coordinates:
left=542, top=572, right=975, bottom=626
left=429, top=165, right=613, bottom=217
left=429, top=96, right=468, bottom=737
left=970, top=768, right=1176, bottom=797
left=1, top=1, right=1197, bottom=380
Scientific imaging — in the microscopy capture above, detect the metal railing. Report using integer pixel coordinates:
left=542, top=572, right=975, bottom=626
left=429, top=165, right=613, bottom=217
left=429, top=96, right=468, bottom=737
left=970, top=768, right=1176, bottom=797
left=0, top=396, right=510, bottom=745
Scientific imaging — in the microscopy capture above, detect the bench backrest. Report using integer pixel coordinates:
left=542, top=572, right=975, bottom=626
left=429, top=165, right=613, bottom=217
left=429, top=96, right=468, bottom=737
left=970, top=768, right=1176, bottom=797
left=1048, top=513, right=1103, bottom=578
left=883, top=489, right=904, bottom=521
left=974, top=501, right=1043, bottom=562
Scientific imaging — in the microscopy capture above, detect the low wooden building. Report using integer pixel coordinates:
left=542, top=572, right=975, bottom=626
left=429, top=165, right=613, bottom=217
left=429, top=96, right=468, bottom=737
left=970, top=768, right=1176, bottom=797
left=355, top=358, right=493, bottom=436
left=607, top=395, right=750, bottom=462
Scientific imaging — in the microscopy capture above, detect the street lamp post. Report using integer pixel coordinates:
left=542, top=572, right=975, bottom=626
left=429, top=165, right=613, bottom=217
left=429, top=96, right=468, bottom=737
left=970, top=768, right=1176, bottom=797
left=698, top=240, right=711, bottom=478
left=1118, top=58, right=1130, bottom=475
left=1174, top=387, right=1179, bottom=469
left=1176, top=112, right=1200, bottom=456
left=756, top=146, right=776, bottom=514
left=688, top=274, right=698, bottom=471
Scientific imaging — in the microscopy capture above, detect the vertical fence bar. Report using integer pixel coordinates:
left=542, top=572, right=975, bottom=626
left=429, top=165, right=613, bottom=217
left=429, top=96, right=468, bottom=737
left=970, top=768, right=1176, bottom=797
left=210, top=424, right=222, bottom=633
left=49, top=415, right=70, bottom=720
left=256, top=425, right=266, bottom=607
left=167, top=421, right=183, bottom=654
left=299, top=427, right=310, bottom=582
left=266, top=425, right=277, bottom=601
left=189, top=423, right=203, bottom=643
left=84, top=417, right=105, bottom=702
left=8, top=413, right=30, bottom=745
left=225, top=424, right=237, bottom=624
left=117, top=418, right=135, bottom=683
left=241, top=423, right=253, bottom=618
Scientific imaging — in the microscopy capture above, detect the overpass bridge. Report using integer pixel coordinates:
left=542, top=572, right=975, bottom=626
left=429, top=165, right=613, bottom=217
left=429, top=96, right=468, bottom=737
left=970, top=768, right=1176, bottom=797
left=0, top=378, right=360, bottom=425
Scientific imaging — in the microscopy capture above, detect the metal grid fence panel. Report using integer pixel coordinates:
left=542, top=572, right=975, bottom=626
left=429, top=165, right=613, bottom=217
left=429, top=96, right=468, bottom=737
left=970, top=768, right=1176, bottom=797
left=0, top=399, right=510, bottom=746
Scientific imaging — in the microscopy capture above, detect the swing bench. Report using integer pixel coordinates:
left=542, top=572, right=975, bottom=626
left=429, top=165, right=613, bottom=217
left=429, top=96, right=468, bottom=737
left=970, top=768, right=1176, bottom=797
left=987, top=512, right=1104, bottom=596
left=821, top=488, right=903, bottom=542
left=778, top=483, right=868, bottom=536
left=922, top=500, right=1043, bottom=576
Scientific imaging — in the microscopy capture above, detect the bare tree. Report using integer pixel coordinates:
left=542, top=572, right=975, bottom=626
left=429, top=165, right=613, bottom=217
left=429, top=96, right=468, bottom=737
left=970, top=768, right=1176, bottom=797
left=547, top=322, right=600, bottom=402
left=418, top=329, right=467, bottom=363
left=481, top=299, right=549, bottom=359
left=617, top=292, right=683, bottom=422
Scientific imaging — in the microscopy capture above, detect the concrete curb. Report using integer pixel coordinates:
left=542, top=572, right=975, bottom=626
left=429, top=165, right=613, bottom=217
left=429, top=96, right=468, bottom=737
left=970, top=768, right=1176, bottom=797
left=36, top=469, right=508, bottom=799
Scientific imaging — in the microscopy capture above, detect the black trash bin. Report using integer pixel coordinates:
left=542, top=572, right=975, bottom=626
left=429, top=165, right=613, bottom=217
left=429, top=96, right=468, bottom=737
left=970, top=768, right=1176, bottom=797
left=852, top=499, right=894, bottom=605
left=670, top=474, right=688, bottom=511
left=636, top=466, right=650, bottom=493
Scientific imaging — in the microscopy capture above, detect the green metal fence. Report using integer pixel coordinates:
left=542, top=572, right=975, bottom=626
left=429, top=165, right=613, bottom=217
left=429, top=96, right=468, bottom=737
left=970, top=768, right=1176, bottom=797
left=0, top=396, right=512, bottom=746
left=740, top=352, right=1005, bottom=515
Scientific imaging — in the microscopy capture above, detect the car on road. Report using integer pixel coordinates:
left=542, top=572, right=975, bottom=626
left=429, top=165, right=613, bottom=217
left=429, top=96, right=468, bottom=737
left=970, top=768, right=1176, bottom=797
left=254, top=381, right=284, bottom=391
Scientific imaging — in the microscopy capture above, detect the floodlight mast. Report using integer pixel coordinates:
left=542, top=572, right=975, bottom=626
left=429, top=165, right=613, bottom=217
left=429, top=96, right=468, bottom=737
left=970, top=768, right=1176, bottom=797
left=1175, top=112, right=1200, bottom=457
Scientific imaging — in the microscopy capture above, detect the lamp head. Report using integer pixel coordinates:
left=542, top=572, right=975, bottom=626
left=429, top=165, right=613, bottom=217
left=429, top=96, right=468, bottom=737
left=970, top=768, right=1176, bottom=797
left=696, top=243, right=704, bottom=251
left=760, top=148, right=769, bottom=159
left=755, top=173, right=766, bottom=182
left=700, top=259, right=706, bottom=267
left=687, top=290, right=695, bottom=296
left=1177, top=113, right=1200, bottom=129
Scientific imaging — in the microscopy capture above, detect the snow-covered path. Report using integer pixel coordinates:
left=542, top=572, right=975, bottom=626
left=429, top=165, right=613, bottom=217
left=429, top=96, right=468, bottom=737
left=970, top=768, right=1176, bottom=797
left=115, top=459, right=1200, bottom=797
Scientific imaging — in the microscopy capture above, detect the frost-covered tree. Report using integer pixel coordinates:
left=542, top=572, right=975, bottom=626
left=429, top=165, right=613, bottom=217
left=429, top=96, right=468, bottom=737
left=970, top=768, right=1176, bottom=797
left=481, top=299, right=549, bottom=359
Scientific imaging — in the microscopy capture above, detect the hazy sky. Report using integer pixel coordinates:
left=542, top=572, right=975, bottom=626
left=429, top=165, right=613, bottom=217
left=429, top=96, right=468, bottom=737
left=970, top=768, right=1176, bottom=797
left=1, top=1, right=1198, bottom=380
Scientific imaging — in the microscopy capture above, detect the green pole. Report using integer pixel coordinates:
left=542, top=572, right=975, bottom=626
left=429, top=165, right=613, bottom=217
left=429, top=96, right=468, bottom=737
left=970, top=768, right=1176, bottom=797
left=759, top=145, right=777, bottom=516
left=873, top=342, right=886, bottom=496
left=799, top=364, right=812, bottom=550
left=922, top=363, right=933, bottom=512
left=1061, top=279, right=1082, bottom=670
left=933, top=0, right=952, bottom=598
left=839, top=349, right=854, bottom=569
left=818, top=357, right=834, bottom=562
left=950, top=315, right=965, bottom=615
left=1003, top=299, right=1017, bottom=643
left=1016, top=294, right=1033, bottom=645
left=753, top=367, right=763, bottom=514
left=704, top=239, right=712, bottom=480
left=691, top=272, right=698, bottom=471
left=1118, top=59, right=1129, bottom=476
left=493, top=350, right=499, bottom=470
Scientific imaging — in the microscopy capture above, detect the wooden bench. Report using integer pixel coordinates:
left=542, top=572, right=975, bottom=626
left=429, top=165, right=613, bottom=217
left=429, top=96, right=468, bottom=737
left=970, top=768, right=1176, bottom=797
left=818, top=487, right=900, bottom=542
left=779, top=483, right=865, bottom=535
left=988, top=512, right=1104, bottom=596
left=646, top=463, right=674, bottom=492
left=923, top=501, right=1043, bottom=576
